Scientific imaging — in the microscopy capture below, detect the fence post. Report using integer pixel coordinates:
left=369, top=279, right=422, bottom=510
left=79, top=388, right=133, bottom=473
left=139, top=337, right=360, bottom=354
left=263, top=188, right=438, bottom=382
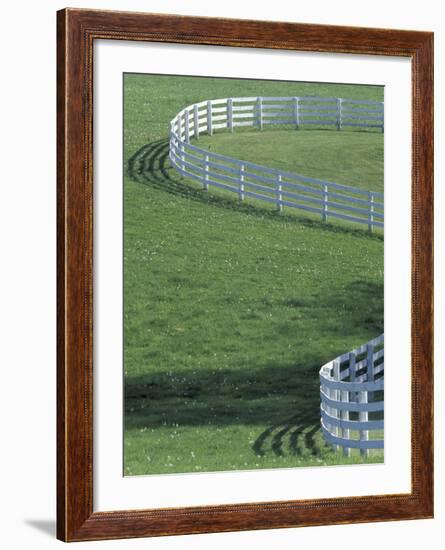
left=204, top=154, right=209, bottom=191
left=358, top=343, right=374, bottom=459
left=333, top=361, right=341, bottom=453
left=169, top=122, right=174, bottom=163
left=184, top=109, right=190, bottom=143
left=257, top=97, right=263, bottom=130
left=207, top=100, right=213, bottom=136
left=336, top=98, right=342, bottom=131
left=322, top=184, right=329, bottom=222
left=341, top=385, right=350, bottom=457
left=325, top=383, right=334, bottom=451
left=179, top=112, right=183, bottom=141
left=359, top=344, right=374, bottom=457
left=368, top=192, right=374, bottom=233
left=349, top=351, right=356, bottom=403
left=239, top=164, right=245, bottom=201
left=180, top=143, right=185, bottom=176
left=349, top=349, right=357, bottom=452
left=193, top=103, right=199, bottom=140
left=321, top=381, right=331, bottom=447
left=276, top=174, right=283, bottom=212
left=367, top=343, right=375, bottom=382
left=359, top=390, right=369, bottom=458
left=293, top=97, right=300, bottom=130
left=227, top=98, right=233, bottom=133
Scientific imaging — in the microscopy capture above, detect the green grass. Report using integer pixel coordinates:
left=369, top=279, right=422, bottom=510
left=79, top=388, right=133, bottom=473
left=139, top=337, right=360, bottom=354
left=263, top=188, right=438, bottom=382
left=124, top=74, right=384, bottom=476
left=197, top=129, right=384, bottom=194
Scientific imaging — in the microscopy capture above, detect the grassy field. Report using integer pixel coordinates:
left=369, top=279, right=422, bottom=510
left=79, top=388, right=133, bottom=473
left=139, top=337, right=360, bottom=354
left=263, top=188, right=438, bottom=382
left=197, top=129, right=384, bottom=194
left=124, top=74, right=384, bottom=476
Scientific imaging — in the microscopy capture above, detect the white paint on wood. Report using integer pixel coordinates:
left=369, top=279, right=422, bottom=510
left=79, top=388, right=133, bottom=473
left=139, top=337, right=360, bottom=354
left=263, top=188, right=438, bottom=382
left=341, top=388, right=350, bottom=457
left=276, top=174, right=283, bottom=212
left=336, top=97, right=342, bottom=131
left=359, top=390, right=369, bottom=458
left=204, top=155, right=209, bottom=191
left=333, top=361, right=341, bottom=453
left=257, top=97, right=263, bottom=130
left=323, top=184, right=328, bottom=222
left=211, top=114, right=228, bottom=122
left=368, top=192, right=375, bottom=233
left=232, top=105, right=254, bottom=112
left=180, top=142, right=185, bottom=174
left=293, top=97, right=300, bottom=129
left=227, top=98, right=233, bottom=133
left=207, top=100, right=212, bottom=136
left=233, top=121, right=256, bottom=127
left=193, top=104, right=199, bottom=140
left=232, top=113, right=255, bottom=120
left=239, top=164, right=245, bottom=201
left=367, top=343, right=375, bottom=382
left=184, top=110, right=190, bottom=143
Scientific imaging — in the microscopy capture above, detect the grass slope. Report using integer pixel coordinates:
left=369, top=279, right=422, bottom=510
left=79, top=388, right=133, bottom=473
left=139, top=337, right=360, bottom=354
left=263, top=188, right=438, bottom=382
left=124, top=74, right=384, bottom=476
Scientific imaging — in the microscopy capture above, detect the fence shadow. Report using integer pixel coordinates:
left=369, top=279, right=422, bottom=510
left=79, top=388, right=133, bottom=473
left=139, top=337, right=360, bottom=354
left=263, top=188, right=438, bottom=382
left=125, top=357, right=325, bottom=458
left=124, top=275, right=382, bottom=457
left=252, top=410, right=322, bottom=458
left=127, top=139, right=383, bottom=242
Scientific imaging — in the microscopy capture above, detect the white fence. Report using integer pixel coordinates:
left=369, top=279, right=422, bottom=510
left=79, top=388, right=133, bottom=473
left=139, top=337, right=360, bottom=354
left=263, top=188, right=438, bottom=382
left=169, top=96, right=384, bottom=231
left=319, top=334, right=384, bottom=456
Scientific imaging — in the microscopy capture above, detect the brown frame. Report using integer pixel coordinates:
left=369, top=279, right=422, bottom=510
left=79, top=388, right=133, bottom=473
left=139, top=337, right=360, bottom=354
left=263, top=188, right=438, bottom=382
left=57, top=8, right=434, bottom=542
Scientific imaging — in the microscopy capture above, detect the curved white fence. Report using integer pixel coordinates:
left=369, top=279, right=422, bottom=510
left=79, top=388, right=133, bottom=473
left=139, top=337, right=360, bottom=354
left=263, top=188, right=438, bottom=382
left=169, top=96, right=384, bottom=231
left=319, top=334, right=384, bottom=456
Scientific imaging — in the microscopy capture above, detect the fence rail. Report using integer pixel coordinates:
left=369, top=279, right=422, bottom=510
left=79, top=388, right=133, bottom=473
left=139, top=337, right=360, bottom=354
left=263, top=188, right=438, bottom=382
left=319, top=334, right=384, bottom=456
left=169, top=96, right=384, bottom=231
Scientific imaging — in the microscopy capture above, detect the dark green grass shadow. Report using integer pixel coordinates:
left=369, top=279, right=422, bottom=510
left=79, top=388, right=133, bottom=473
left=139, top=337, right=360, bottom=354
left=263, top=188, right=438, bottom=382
left=125, top=277, right=382, bottom=457
left=127, top=139, right=383, bottom=243
left=125, top=358, right=324, bottom=458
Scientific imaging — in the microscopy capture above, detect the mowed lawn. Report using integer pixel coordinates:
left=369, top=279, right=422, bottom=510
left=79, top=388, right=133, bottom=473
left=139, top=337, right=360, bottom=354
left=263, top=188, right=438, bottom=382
left=124, top=74, right=384, bottom=476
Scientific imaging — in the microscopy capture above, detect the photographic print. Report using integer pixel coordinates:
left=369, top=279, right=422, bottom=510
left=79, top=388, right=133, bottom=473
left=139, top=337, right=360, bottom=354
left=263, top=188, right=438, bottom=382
left=57, top=10, right=433, bottom=540
left=123, top=74, right=384, bottom=477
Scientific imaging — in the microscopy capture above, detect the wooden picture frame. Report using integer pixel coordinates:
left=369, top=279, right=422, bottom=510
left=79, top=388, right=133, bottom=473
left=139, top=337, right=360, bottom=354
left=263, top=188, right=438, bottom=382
left=57, top=8, right=434, bottom=542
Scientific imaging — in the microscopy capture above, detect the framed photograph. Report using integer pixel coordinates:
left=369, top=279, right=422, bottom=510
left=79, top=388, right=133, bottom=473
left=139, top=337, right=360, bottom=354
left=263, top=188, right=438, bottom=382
left=57, top=8, right=434, bottom=542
